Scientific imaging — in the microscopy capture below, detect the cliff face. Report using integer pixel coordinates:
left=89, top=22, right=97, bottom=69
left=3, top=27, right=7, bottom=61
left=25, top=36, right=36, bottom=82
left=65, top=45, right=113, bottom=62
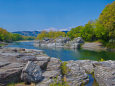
left=0, top=48, right=115, bottom=86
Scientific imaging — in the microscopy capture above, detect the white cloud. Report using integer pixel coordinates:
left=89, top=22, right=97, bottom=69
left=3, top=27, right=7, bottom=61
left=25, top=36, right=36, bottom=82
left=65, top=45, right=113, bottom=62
left=39, top=27, right=73, bottom=32
left=43, top=27, right=58, bottom=32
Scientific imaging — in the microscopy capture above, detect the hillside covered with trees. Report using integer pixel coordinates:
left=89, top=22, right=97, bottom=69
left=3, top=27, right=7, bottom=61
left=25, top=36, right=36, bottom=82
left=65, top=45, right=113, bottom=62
left=0, top=28, right=35, bottom=42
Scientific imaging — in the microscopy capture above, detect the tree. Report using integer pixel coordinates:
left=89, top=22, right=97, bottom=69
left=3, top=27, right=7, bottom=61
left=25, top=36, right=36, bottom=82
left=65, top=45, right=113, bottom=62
left=67, top=26, right=83, bottom=39
left=36, top=31, right=66, bottom=40
left=94, top=20, right=109, bottom=41
left=99, top=1, right=115, bottom=39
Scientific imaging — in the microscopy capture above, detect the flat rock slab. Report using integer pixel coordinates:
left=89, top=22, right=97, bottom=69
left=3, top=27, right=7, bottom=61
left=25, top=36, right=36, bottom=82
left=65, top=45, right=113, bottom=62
left=94, top=61, right=115, bottom=86
left=0, top=63, right=23, bottom=85
left=67, top=61, right=89, bottom=86
left=0, top=48, right=50, bottom=85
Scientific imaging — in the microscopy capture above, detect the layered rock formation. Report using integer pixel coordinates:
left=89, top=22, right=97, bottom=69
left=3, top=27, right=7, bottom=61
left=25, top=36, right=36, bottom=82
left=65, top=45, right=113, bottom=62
left=34, top=37, right=84, bottom=49
left=0, top=47, right=115, bottom=86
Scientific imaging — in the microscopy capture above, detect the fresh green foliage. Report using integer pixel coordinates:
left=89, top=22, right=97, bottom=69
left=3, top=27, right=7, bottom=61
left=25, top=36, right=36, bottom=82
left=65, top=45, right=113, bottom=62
left=7, top=83, right=15, bottom=86
left=67, top=21, right=95, bottom=41
left=0, top=28, right=35, bottom=42
left=100, top=58, right=104, bottom=62
left=99, top=1, right=115, bottom=39
left=36, top=31, right=66, bottom=40
left=67, top=1, right=115, bottom=48
left=49, top=78, right=69, bottom=86
left=60, top=62, right=68, bottom=76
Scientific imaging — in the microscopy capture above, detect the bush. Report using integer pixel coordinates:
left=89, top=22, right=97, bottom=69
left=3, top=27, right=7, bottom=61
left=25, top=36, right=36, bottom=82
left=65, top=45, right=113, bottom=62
left=60, top=62, right=68, bottom=76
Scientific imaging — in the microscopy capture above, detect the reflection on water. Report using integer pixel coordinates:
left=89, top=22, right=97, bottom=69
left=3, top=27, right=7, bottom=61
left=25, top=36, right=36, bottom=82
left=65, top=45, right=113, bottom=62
left=7, top=41, right=115, bottom=61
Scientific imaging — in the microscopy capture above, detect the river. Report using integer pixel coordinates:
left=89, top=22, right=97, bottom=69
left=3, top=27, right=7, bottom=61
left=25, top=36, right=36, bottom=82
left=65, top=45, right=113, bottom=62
left=7, top=41, right=115, bottom=61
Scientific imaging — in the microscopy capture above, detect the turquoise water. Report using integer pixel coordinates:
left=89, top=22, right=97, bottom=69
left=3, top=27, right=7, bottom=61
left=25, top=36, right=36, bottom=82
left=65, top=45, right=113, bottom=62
left=7, top=41, right=115, bottom=61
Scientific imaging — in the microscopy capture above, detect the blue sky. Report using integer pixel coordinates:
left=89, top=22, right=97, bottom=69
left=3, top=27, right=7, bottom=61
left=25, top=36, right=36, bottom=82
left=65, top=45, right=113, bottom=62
left=0, top=0, right=114, bottom=32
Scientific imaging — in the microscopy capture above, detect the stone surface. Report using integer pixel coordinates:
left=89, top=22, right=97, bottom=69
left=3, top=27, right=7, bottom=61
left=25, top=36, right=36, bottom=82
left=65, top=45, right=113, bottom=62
left=66, top=61, right=89, bottom=86
left=36, top=58, right=61, bottom=86
left=21, top=61, right=43, bottom=83
left=34, top=37, right=84, bottom=49
left=0, top=47, right=50, bottom=85
left=94, top=61, right=115, bottom=86
left=0, top=62, right=23, bottom=85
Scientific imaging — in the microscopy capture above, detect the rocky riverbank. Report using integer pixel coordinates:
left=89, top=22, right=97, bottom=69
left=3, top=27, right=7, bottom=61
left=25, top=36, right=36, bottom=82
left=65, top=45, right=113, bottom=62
left=0, top=42, right=8, bottom=48
left=34, top=37, right=84, bottom=49
left=0, top=47, right=115, bottom=86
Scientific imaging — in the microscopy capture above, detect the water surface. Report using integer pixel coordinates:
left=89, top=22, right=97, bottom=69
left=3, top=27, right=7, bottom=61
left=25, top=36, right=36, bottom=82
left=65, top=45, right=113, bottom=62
left=7, top=41, right=115, bottom=61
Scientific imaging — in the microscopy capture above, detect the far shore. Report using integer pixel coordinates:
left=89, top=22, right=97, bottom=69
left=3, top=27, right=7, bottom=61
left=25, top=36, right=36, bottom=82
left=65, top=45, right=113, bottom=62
left=15, top=40, right=34, bottom=42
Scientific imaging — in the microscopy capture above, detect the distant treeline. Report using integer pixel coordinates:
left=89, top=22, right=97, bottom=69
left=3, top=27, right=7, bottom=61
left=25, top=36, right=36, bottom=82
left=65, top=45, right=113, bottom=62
left=0, top=28, right=35, bottom=42
left=36, top=1, right=115, bottom=48
left=36, top=31, right=66, bottom=40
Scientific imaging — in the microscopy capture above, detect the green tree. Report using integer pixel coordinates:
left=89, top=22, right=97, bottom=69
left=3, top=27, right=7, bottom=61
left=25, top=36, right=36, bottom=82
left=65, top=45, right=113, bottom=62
left=99, top=1, right=115, bottom=39
left=94, top=20, right=109, bottom=41
left=67, top=26, right=83, bottom=39
left=36, top=31, right=66, bottom=40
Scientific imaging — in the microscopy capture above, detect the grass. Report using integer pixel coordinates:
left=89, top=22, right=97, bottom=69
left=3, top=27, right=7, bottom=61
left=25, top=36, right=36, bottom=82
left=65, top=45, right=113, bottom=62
left=0, top=44, right=5, bottom=47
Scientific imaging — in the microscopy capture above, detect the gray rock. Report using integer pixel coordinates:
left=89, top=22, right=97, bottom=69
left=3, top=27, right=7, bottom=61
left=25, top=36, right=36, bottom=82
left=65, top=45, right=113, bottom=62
left=94, top=61, right=115, bottom=86
left=36, top=58, right=61, bottom=86
left=78, top=60, right=97, bottom=73
left=46, top=58, right=61, bottom=71
left=73, top=37, right=84, bottom=43
left=0, top=63, right=23, bottom=85
left=35, top=56, right=50, bottom=70
left=21, top=61, right=43, bottom=83
left=0, top=62, right=10, bottom=68
left=66, top=61, right=89, bottom=86
left=69, top=43, right=81, bottom=49
left=34, top=37, right=84, bottom=49
left=55, top=37, right=70, bottom=44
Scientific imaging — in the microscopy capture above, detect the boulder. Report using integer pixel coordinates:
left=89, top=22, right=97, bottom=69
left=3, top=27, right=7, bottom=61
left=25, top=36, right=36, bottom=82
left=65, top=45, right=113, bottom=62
left=55, top=37, right=70, bottom=44
left=0, top=62, right=23, bottom=85
left=21, top=61, right=43, bottom=83
left=94, top=61, right=115, bottom=86
left=69, top=43, right=81, bottom=49
left=73, top=37, right=84, bottom=43
left=66, top=61, right=89, bottom=86
left=36, top=55, right=50, bottom=70
left=36, top=58, right=61, bottom=86
left=77, top=60, right=97, bottom=73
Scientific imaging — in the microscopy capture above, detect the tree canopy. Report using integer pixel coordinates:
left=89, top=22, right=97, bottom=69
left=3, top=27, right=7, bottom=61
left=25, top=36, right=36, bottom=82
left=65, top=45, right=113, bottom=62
left=99, top=1, right=115, bottom=39
left=36, top=31, right=66, bottom=40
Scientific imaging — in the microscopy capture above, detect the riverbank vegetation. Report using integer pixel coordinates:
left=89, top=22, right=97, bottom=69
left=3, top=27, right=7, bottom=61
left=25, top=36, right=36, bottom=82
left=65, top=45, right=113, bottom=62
left=67, top=1, right=115, bottom=48
left=36, top=31, right=66, bottom=40
left=0, top=28, right=35, bottom=43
